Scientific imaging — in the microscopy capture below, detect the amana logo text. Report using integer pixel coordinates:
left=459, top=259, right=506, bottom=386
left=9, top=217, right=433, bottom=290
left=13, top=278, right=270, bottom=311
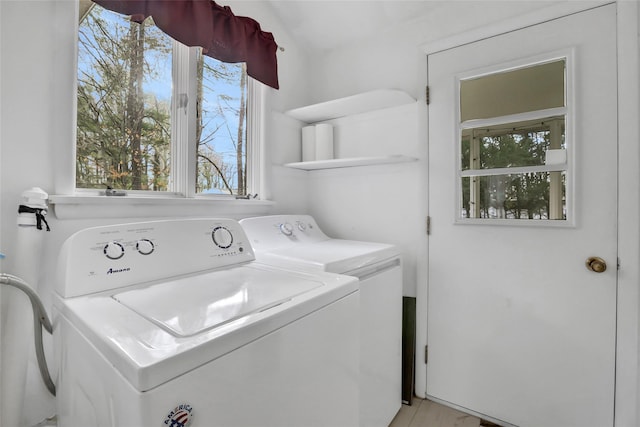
left=106, top=267, right=131, bottom=275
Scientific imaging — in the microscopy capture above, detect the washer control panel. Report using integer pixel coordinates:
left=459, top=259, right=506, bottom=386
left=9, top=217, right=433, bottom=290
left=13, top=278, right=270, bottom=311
left=57, top=218, right=255, bottom=298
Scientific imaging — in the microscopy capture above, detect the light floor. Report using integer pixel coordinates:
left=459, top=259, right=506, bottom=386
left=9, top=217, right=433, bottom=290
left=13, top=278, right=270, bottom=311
left=389, top=399, right=483, bottom=427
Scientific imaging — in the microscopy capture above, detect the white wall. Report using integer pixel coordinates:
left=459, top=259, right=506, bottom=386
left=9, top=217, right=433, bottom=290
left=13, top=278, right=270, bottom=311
left=1, top=0, right=638, bottom=426
left=304, top=103, right=427, bottom=297
left=1, top=3, right=58, bottom=423
left=301, top=0, right=597, bottom=297
left=298, top=1, right=639, bottom=425
left=612, top=2, right=640, bottom=425
left=0, top=1, right=310, bottom=425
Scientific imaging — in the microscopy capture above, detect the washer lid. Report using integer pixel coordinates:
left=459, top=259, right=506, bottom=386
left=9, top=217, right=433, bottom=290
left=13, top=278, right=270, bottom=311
left=56, top=264, right=358, bottom=392
left=113, top=265, right=323, bottom=337
left=257, top=239, right=399, bottom=274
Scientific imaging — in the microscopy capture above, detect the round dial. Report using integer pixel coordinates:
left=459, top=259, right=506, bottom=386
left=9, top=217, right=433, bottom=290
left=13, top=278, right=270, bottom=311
left=212, top=226, right=233, bottom=249
left=103, top=242, right=124, bottom=260
left=136, top=239, right=154, bottom=255
left=296, top=221, right=307, bottom=232
left=279, top=222, right=294, bottom=236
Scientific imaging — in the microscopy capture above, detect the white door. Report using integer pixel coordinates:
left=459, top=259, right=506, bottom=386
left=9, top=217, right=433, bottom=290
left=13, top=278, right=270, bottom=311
left=427, top=5, right=617, bottom=427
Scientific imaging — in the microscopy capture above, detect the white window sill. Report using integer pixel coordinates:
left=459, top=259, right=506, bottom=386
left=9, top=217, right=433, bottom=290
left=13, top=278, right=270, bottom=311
left=49, top=195, right=276, bottom=220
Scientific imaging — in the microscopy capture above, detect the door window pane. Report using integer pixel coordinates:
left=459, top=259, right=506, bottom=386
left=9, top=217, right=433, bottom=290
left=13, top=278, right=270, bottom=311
left=461, top=116, right=565, bottom=170
left=460, top=60, right=565, bottom=121
left=458, top=59, right=568, bottom=221
left=461, top=172, right=566, bottom=220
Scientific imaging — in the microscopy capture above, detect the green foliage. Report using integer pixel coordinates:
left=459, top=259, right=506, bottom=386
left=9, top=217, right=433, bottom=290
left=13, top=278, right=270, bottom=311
left=461, top=125, right=566, bottom=219
left=77, top=8, right=171, bottom=190
left=76, top=5, right=248, bottom=195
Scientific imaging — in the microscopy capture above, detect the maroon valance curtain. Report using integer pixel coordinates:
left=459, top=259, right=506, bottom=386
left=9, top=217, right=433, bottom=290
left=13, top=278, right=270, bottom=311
left=93, top=0, right=279, bottom=89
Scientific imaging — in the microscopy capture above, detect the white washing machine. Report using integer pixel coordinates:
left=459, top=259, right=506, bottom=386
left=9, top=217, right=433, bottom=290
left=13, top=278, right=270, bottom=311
left=53, top=218, right=359, bottom=427
left=239, top=214, right=402, bottom=427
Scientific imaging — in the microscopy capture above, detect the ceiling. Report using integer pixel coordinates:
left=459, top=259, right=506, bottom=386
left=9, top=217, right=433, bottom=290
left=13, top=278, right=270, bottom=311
left=263, top=1, right=584, bottom=52
left=265, top=0, right=444, bottom=51
left=82, top=0, right=569, bottom=53
left=81, top=0, right=440, bottom=51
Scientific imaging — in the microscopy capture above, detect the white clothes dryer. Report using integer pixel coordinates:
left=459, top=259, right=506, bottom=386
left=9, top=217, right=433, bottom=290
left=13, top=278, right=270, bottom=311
left=239, top=214, right=402, bottom=427
left=54, top=218, right=359, bottom=427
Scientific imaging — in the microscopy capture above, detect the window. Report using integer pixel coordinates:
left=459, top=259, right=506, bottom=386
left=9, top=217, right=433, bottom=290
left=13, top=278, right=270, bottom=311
left=76, top=4, right=256, bottom=197
left=458, top=58, right=569, bottom=221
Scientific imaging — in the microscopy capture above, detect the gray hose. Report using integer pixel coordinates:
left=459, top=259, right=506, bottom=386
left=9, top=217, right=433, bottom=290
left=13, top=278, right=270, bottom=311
left=0, top=273, right=56, bottom=396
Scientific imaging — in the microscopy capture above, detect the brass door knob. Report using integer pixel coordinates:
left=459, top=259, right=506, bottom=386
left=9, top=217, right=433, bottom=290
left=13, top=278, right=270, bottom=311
left=586, top=257, right=607, bottom=273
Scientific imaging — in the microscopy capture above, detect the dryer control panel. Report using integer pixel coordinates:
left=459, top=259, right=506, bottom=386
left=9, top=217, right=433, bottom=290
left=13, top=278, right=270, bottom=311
left=57, top=218, right=255, bottom=298
left=240, top=215, right=330, bottom=253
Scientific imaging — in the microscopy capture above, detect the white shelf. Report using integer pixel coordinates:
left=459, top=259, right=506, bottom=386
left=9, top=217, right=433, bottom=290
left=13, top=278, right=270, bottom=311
left=284, top=155, right=416, bottom=171
left=284, top=89, right=416, bottom=123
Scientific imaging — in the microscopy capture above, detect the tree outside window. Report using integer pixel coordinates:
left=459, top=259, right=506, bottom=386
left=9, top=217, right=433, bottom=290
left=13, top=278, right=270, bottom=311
left=77, top=5, right=248, bottom=196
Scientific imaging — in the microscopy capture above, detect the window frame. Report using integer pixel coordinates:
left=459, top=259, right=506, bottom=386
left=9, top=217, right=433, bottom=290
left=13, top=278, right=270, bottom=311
left=73, top=6, right=263, bottom=200
left=454, top=50, right=575, bottom=227
left=49, top=2, right=271, bottom=219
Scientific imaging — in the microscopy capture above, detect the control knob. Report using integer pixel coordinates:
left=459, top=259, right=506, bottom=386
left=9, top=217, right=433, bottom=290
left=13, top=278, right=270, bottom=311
left=103, top=242, right=125, bottom=260
left=279, top=222, right=294, bottom=236
left=212, top=226, right=233, bottom=249
left=296, top=221, right=307, bottom=232
left=136, top=239, right=154, bottom=255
